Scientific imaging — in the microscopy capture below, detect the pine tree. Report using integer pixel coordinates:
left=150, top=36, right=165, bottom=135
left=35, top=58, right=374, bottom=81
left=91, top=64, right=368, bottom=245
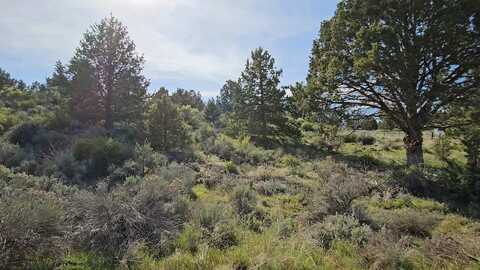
left=204, top=98, right=221, bottom=124
left=239, top=47, right=287, bottom=144
left=47, top=61, right=70, bottom=96
left=69, top=16, right=148, bottom=129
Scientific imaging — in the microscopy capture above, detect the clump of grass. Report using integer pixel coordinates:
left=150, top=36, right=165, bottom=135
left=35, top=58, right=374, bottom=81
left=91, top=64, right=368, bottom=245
left=224, top=160, right=239, bottom=174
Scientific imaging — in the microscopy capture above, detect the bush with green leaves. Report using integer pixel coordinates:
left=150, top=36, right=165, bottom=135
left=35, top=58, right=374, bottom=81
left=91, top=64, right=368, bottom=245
left=310, top=214, right=371, bottom=249
left=0, top=140, right=26, bottom=168
left=196, top=204, right=227, bottom=232
left=224, top=160, right=238, bottom=174
left=72, top=137, right=132, bottom=180
left=177, top=225, right=202, bottom=254
left=5, top=122, right=42, bottom=146
left=208, top=134, right=274, bottom=165
left=231, top=185, right=257, bottom=217
left=278, top=154, right=301, bottom=168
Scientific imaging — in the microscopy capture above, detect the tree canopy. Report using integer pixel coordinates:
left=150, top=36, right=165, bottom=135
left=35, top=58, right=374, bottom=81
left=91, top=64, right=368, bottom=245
left=307, top=0, right=480, bottom=165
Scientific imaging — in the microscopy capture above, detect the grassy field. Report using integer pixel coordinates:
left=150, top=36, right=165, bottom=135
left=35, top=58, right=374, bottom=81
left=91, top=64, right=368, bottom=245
left=3, top=129, right=479, bottom=270
left=339, top=130, right=467, bottom=168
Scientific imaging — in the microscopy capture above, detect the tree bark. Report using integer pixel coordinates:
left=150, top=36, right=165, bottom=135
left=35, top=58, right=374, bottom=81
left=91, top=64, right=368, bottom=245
left=404, top=131, right=424, bottom=166
left=104, top=92, right=113, bottom=129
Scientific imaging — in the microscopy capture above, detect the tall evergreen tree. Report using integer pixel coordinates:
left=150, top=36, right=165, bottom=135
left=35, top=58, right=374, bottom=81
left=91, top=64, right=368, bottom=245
left=47, top=61, right=70, bottom=94
left=69, top=16, right=148, bottom=129
left=204, top=98, right=221, bottom=125
left=218, top=80, right=243, bottom=113
left=239, top=47, right=287, bottom=143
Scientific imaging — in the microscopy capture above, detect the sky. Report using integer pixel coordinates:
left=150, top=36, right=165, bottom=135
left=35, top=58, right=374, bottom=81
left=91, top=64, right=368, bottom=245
left=0, top=0, right=339, bottom=98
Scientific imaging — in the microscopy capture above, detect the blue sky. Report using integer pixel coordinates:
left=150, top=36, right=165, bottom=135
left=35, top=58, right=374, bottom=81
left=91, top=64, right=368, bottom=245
left=0, top=0, right=339, bottom=98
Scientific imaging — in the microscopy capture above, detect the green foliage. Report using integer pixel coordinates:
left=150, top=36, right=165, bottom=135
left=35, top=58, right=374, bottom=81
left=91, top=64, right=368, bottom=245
left=279, top=154, right=301, bottom=168
left=232, top=185, right=257, bottom=217
left=307, top=0, right=480, bottom=165
left=147, top=95, right=189, bottom=153
left=170, top=88, right=204, bottom=111
left=224, top=160, right=238, bottom=174
left=72, top=137, right=131, bottom=180
left=208, top=134, right=274, bottom=165
left=177, top=225, right=202, bottom=254
left=224, top=47, right=289, bottom=145
left=70, top=16, right=147, bottom=128
left=310, top=215, right=371, bottom=249
left=204, top=98, right=221, bottom=125
left=0, top=140, right=26, bottom=168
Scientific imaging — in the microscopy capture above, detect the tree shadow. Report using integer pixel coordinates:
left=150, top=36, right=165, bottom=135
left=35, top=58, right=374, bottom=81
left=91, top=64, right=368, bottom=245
left=331, top=152, right=403, bottom=172
left=388, top=161, right=480, bottom=219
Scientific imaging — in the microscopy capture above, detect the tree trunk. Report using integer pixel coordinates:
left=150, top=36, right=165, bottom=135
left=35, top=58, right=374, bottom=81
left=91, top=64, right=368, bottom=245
left=105, top=93, right=113, bottom=129
left=404, top=131, right=424, bottom=166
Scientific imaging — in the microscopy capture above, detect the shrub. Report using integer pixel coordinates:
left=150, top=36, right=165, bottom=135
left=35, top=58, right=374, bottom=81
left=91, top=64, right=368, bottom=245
left=177, top=225, right=202, bottom=253
left=232, top=185, right=257, bottom=217
left=243, top=207, right=272, bottom=233
left=255, top=180, right=287, bottom=196
left=309, top=164, right=372, bottom=222
left=5, top=122, right=42, bottom=146
left=132, top=142, right=168, bottom=175
left=300, top=121, right=316, bottom=132
left=0, top=189, right=64, bottom=269
left=72, top=137, right=132, bottom=179
left=279, top=154, right=301, bottom=168
left=359, top=135, right=376, bottom=145
left=224, top=160, right=238, bottom=174
left=343, top=134, right=358, bottom=143
left=310, top=215, right=371, bottom=249
left=368, top=208, right=441, bottom=238
left=51, top=151, right=88, bottom=184
left=362, top=230, right=415, bottom=270
left=422, top=233, right=480, bottom=267
left=208, top=222, right=238, bottom=250
left=66, top=178, right=189, bottom=261
left=197, top=204, right=226, bottom=232
left=208, top=134, right=274, bottom=165
left=0, top=140, right=25, bottom=168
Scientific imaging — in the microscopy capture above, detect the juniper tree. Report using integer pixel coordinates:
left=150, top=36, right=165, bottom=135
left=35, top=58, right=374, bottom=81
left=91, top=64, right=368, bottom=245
left=307, top=0, right=480, bottom=165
